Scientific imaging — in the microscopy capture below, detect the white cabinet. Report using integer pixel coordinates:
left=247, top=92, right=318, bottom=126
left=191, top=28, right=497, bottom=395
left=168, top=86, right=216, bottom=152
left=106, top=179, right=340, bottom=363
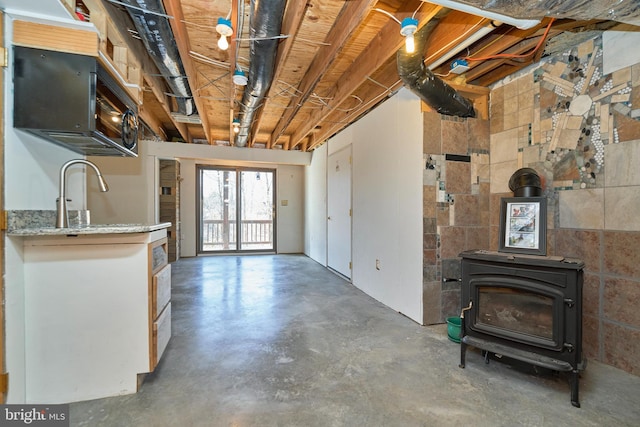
left=149, top=237, right=171, bottom=370
left=23, top=229, right=171, bottom=403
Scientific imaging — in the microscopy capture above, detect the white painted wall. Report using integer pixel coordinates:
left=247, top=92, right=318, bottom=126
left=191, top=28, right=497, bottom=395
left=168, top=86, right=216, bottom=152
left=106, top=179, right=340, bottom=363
left=3, top=13, right=88, bottom=403
left=305, top=127, right=353, bottom=267
left=277, top=165, right=304, bottom=253
left=178, top=158, right=197, bottom=257
left=87, top=142, right=309, bottom=256
left=87, top=142, right=155, bottom=225
left=308, top=89, right=424, bottom=323
left=304, top=144, right=328, bottom=265
left=328, top=126, right=353, bottom=156
left=146, top=141, right=309, bottom=256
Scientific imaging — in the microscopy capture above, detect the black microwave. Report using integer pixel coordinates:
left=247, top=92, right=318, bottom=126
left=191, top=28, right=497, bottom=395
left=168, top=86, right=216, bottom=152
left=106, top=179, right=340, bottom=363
left=13, top=46, right=139, bottom=157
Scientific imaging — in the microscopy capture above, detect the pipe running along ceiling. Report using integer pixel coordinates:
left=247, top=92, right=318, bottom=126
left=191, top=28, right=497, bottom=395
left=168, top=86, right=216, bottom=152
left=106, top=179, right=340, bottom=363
left=397, top=19, right=476, bottom=118
left=122, top=0, right=196, bottom=117
left=235, top=0, right=286, bottom=147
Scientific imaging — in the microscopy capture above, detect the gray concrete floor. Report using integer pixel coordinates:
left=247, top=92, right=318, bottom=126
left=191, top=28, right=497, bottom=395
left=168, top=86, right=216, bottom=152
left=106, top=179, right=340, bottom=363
left=71, top=254, right=640, bottom=426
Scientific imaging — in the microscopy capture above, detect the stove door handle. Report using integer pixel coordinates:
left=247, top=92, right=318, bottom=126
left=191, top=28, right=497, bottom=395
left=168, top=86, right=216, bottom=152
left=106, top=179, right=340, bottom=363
left=460, top=301, right=473, bottom=318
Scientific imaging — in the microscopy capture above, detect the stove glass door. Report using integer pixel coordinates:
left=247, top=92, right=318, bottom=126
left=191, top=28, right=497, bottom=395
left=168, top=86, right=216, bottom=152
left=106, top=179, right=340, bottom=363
left=477, top=286, right=554, bottom=340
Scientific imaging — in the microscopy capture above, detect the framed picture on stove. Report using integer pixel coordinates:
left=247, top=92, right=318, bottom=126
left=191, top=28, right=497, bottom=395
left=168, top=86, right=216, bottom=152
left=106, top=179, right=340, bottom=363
left=499, top=196, right=547, bottom=255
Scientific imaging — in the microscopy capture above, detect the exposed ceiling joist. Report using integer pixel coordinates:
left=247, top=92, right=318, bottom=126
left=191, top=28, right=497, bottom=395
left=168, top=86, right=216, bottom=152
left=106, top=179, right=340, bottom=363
left=63, top=0, right=631, bottom=152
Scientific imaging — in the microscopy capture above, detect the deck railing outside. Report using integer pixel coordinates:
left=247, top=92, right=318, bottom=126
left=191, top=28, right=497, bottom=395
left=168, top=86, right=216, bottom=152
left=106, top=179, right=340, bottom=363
left=202, top=219, right=273, bottom=250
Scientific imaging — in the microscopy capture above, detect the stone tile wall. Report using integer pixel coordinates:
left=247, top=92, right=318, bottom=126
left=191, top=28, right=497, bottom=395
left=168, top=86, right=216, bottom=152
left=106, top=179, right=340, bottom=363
left=423, top=113, right=490, bottom=325
left=489, top=32, right=640, bottom=376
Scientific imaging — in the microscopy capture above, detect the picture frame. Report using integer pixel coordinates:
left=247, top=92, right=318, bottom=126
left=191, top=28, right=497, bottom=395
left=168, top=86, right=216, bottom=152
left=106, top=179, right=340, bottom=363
left=498, top=197, right=547, bottom=256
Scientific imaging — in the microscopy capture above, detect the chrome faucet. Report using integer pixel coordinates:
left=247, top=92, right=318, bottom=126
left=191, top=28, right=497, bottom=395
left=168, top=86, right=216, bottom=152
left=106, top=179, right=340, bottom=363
left=56, top=159, right=109, bottom=228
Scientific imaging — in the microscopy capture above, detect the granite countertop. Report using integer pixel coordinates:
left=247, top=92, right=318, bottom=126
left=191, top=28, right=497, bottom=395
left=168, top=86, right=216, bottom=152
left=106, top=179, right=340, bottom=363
left=6, top=210, right=171, bottom=236
left=8, top=222, right=172, bottom=236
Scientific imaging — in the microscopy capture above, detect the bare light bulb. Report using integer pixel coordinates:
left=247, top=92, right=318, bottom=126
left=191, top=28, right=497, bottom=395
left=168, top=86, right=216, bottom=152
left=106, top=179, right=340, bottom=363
left=400, top=17, right=418, bottom=54
left=218, top=34, right=229, bottom=50
left=405, top=34, right=415, bottom=54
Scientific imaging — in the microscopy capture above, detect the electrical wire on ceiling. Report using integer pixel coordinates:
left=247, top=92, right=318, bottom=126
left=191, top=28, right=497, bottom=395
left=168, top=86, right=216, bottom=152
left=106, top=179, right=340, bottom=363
left=181, top=20, right=216, bottom=29
left=108, top=0, right=173, bottom=18
left=334, top=95, right=364, bottom=112
left=274, top=80, right=303, bottom=98
left=366, top=75, right=396, bottom=95
left=235, top=35, right=290, bottom=41
left=189, top=51, right=230, bottom=68
left=294, top=37, right=331, bottom=46
left=373, top=0, right=424, bottom=24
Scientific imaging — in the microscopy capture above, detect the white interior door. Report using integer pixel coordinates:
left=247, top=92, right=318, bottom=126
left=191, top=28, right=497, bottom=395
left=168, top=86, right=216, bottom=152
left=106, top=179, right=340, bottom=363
left=327, top=146, right=352, bottom=278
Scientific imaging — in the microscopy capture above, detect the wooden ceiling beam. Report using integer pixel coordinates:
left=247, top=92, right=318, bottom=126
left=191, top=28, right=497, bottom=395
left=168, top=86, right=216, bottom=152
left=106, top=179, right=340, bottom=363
left=268, top=0, right=379, bottom=148
left=464, top=36, right=546, bottom=84
left=289, top=1, right=442, bottom=149
left=83, top=0, right=193, bottom=142
left=422, top=11, right=488, bottom=66
left=454, top=19, right=572, bottom=84
left=311, top=58, right=403, bottom=150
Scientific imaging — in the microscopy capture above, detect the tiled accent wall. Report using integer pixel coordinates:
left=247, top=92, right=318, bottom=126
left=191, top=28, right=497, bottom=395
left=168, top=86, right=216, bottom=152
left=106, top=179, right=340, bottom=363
left=489, top=33, right=640, bottom=376
left=422, top=113, right=490, bottom=325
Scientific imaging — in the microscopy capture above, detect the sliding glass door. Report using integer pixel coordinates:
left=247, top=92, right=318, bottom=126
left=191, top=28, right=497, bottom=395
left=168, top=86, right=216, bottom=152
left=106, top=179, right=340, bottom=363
left=198, top=166, right=275, bottom=253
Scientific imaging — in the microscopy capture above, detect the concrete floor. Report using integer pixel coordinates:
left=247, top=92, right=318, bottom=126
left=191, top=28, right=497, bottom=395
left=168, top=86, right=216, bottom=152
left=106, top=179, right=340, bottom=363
left=71, top=254, right=640, bottom=426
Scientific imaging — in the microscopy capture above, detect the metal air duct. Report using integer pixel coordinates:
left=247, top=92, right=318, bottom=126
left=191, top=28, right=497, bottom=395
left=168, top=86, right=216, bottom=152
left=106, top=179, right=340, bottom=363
left=397, top=20, right=476, bottom=118
left=121, top=0, right=196, bottom=116
left=235, top=0, right=287, bottom=147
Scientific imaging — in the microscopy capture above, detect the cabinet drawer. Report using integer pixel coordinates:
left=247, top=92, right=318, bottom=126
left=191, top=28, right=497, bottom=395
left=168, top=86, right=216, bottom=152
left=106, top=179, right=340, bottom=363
left=152, top=264, right=171, bottom=318
left=150, top=238, right=168, bottom=273
left=152, top=302, right=171, bottom=369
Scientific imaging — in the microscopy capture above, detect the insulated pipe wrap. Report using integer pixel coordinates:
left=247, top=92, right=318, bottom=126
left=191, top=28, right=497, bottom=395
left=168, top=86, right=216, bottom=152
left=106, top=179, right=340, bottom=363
left=122, top=0, right=196, bottom=116
left=440, top=0, right=640, bottom=27
left=397, top=20, right=475, bottom=118
left=236, top=0, right=287, bottom=147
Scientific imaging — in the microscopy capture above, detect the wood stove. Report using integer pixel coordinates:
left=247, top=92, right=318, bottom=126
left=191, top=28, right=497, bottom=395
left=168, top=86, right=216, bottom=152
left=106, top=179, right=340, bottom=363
left=458, top=250, right=585, bottom=407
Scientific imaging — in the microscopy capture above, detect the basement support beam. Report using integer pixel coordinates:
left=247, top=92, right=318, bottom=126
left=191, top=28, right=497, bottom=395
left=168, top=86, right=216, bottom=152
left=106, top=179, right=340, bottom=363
left=268, top=0, right=378, bottom=148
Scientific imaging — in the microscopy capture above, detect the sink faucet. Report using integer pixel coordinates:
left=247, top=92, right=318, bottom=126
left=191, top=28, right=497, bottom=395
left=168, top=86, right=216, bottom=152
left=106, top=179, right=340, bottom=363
left=56, top=159, right=109, bottom=228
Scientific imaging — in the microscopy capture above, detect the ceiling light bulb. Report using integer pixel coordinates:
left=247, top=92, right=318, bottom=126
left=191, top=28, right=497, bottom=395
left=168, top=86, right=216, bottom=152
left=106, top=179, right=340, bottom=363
left=215, top=17, right=233, bottom=51
left=218, top=34, right=229, bottom=50
left=405, top=34, right=415, bottom=54
left=400, top=17, right=418, bottom=54
left=232, top=119, right=240, bottom=133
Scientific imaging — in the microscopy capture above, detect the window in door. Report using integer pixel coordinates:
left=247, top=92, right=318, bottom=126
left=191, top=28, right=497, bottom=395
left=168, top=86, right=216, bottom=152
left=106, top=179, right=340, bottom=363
left=198, top=166, right=275, bottom=253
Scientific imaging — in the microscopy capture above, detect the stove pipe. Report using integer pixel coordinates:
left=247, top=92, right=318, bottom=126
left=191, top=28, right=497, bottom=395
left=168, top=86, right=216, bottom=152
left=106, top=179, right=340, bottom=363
left=509, top=168, right=542, bottom=197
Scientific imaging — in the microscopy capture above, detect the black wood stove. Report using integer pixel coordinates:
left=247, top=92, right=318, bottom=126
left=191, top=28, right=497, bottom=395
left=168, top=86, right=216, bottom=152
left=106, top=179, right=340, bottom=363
left=458, top=250, right=585, bottom=407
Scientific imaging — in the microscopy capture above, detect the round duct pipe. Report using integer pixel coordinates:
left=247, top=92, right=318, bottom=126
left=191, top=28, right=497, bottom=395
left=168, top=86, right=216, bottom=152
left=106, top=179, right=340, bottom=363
left=509, top=168, right=542, bottom=197
left=397, top=19, right=476, bottom=118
